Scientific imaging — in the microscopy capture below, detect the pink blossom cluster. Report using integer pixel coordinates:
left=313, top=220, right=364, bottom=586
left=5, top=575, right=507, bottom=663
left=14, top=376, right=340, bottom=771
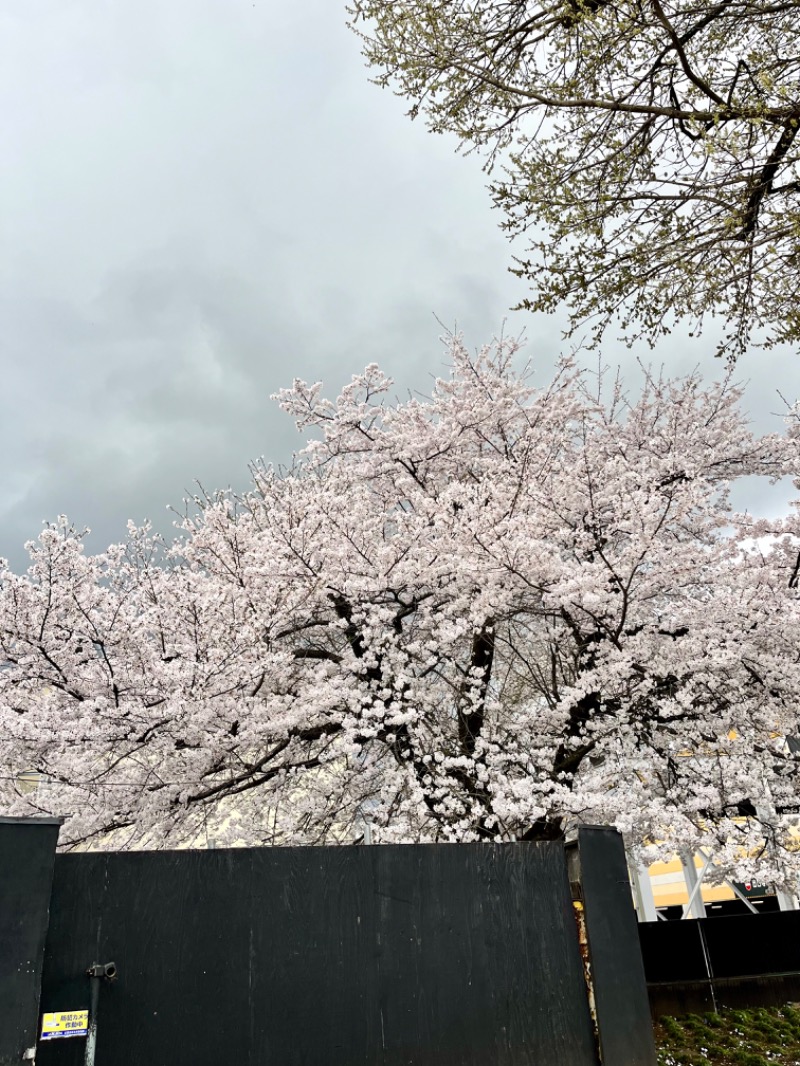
left=1, top=339, right=799, bottom=881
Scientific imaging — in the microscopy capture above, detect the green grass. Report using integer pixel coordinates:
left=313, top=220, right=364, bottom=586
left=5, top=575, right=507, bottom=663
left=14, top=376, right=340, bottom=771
left=655, top=1005, right=800, bottom=1066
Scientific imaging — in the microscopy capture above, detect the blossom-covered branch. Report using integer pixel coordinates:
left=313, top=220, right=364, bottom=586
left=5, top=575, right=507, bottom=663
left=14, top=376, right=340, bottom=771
left=349, top=0, right=800, bottom=356
left=1, top=338, right=799, bottom=882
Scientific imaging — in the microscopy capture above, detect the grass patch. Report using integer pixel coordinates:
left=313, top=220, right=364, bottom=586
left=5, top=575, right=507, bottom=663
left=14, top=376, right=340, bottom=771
left=655, top=1005, right=800, bottom=1065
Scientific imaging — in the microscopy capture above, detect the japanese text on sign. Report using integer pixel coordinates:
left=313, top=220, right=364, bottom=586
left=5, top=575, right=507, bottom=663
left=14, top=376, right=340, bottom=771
left=41, top=1010, right=89, bottom=1040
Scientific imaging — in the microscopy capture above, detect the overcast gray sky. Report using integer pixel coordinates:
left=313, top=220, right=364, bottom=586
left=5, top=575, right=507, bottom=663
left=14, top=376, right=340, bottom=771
left=2, top=0, right=797, bottom=570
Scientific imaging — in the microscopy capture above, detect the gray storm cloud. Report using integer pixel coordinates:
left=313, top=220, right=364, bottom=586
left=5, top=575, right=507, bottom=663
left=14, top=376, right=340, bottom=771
left=1, top=0, right=796, bottom=569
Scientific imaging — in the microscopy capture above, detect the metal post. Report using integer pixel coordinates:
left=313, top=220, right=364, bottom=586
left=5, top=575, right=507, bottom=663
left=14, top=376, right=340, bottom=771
left=84, top=962, right=117, bottom=1066
left=84, top=973, right=100, bottom=1066
left=776, top=887, right=798, bottom=911
left=697, top=922, right=719, bottom=1015
left=629, top=860, right=658, bottom=923
left=681, top=851, right=710, bottom=919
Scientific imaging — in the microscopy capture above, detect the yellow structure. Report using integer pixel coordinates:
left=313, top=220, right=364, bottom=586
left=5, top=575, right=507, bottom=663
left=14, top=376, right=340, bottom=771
left=648, top=854, right=736, bottom=909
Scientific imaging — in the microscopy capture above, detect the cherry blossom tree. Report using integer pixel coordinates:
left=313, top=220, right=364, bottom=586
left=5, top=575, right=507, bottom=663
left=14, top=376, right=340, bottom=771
left=2, top=338, right=799, bottom=880
left=349, top=0, right=800, bottom=358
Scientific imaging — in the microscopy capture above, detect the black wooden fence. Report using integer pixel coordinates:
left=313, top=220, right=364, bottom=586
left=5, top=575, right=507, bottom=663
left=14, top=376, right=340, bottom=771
left=1, top=820, right=655, bottom=1066
left=640, top=911, right=800, bottom=1016
left=0, top=818, right=61, bottom=1066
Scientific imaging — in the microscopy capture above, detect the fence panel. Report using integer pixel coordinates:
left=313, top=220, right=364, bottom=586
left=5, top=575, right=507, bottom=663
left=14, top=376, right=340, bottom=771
left=36, top=842, right=599, bottom=1066
left=638, top=920, right=709, bottom=984
left=639, top=909, right=800, bottom=1016
left=702, top=912, right=800, bottom=979
left=0, top=818, right=61, bottom=1066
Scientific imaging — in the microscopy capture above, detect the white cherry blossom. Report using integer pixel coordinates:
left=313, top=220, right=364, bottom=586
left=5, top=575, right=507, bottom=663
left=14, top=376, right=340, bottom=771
left=1, top=338, right=799, bottom=881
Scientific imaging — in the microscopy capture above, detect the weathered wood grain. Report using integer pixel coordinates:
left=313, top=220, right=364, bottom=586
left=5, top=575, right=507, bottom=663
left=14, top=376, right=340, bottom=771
left=36, top=842, right=598, bottom=1066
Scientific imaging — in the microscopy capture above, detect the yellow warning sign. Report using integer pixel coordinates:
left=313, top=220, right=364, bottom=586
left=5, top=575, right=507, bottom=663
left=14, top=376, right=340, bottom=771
left=40, top=1010, right=89, bottom=1040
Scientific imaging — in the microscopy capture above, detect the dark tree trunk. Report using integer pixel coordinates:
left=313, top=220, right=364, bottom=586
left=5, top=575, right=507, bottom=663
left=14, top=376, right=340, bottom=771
left=519, top=817, right=565, bottom=842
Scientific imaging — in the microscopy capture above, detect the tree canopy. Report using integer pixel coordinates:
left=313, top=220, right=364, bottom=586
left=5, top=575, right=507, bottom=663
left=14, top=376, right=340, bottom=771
left=349, top=0, right=800, bottom=358
left=2, top=339, right=800, bottom=879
